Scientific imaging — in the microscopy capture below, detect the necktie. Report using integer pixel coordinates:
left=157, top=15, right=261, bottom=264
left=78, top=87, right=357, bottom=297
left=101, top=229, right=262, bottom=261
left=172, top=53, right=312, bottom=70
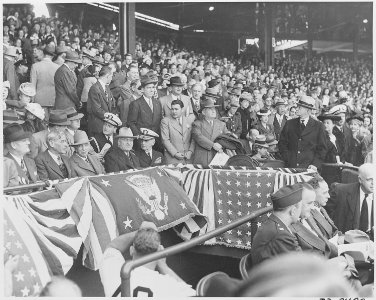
left=147, top=151, right=152, bottom=159
left=300, top=119, right=306, bottom=131
left=57, top=156, right=68, bottom=178
left=104, top=88, right=109, bottom=102
left=20, top=159, right=27, bottom=173
left=306, top=217, right=325, bottom=240
left=359, top=195, right=369, bottom=232
left=148, top=98, right=153, bottom=112
left=20, top=159, right=30, bottom=183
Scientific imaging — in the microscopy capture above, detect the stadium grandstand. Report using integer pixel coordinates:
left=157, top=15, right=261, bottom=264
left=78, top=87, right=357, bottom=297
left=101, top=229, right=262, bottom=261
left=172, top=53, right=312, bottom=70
left=2, top=1, right=374, bottom=297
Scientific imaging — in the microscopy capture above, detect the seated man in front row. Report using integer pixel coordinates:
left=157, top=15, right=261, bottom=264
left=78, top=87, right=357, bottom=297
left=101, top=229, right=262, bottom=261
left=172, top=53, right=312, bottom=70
left=99, top=222, right=195, bottom=297
left=134, top=128, right=164, bottom=168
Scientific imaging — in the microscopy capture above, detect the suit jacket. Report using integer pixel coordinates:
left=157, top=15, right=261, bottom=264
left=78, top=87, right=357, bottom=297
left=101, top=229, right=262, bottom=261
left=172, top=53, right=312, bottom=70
left=192, top=118, right=230, bottom=167
left=159, top=94, right=194, bottom=121
left=3, top=57, right=20, bottom=100
left=90, top=132, right=113, bottom=153
left=104, top=147, right=140, bottom=173
left=268, top=113, right=287, bottom=140
left=87, top=81, right=118, bottom=135
left=65, top=129, right=75, bottom=158
left=157, top=87, right=168, bottom=98
left=254, top=122, right=275, bottom=139
left=5, top=153, right=39, bottom=185
left=3, top=157, right=19, bottom=188
left=290, top=219, right=337, bottom=259
left=28, top=129, right=49, bottom=159
left=134, top=149, right=164, bottom=168
left=251, top=214, right=302, bottom=266
left=128, top=95, right=163, bottom=136
left=221, top=110, right=242, bottom=137
left=118, top=83, right=139, bottom=126
left=54, top=64, right=80, bottom=110
left=237, top=107, right=251, bottom=139
left=327, top=182, right=365, bottom=233
left=35, top=150, right=73, bottom=180
left=310, top=207, right=338, bottom=240
left=30, top=57, right=59, bottom=107
left=69, top=152, right=105, bottom=177
left=190, top=97, right=201, bottom=119
left=278, top=117, right=328, bottom=169
left=160, top=116, right=195, bottom=164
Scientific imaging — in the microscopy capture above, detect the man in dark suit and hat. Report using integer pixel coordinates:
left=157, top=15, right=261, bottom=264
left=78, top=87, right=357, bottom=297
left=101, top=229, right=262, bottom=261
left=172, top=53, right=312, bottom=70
left=192, top=95, right=230, bottom=167
left=4, top=123, right=39, bottom=186
left=54, top=50, right=82, bottom=110
left=104, top=127, right=140, bottom=173
left=87, top=65, right=118, bottom=136
left=268, top=98, right=288, bottom=141
left=251, top=183, right=303, bottom=265
left=278, top=95, right=327, bottom=170
left=3, top=46, right=20, bottom=100
left=128, top=73, right=163, bottom=151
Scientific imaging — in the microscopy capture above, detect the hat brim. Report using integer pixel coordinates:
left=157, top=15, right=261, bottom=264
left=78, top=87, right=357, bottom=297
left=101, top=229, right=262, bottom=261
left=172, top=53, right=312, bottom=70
left=115, top=135, right=137, bottom=139
left=5, top=131, right=32, bottom=143
left=296, top=102, right=316, bottom=110
left=317, top=115, right=341, bottom=122
left=141, top=80, right=158, bottom=87
left=346, top=117, right=363, bottom=123
left=255, top=143, right=269, bottom=148
left=273, top=102, right=287, bottom=107
left=49, top=120, right=71, bottom=126
left=104, top=119, right=121, bottom=127
left=65, top=57, right=82, bottom=64
left=3, top=119, right=24, bottom=125
left=257, top=112, right=271, bottom=116
left=168, top=83, right=185, bottom=87
left=71, top=137, right=93, bottom=146
left=68, top=113, right=84, bottom=121
left=203, top=93, right=221, bottom=99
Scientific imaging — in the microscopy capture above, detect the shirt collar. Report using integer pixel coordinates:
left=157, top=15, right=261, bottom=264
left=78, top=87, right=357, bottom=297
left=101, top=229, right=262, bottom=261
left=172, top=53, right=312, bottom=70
left=63, top=63, right=75, bottom=73
left=9, top=153, right=23, bottom=166
left=48, top=150, right=61, bottom=164
left=66, top=128, right=75, bottom=136
left=98, top=79, right=107, bottom=91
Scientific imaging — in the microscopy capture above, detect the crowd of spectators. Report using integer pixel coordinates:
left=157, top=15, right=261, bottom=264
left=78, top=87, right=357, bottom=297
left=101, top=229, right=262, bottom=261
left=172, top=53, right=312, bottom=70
left=2, top=3, right=374, bottom=298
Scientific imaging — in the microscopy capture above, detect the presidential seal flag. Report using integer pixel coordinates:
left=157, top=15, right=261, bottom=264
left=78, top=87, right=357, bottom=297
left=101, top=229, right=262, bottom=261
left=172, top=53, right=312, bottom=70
left=88, top=167, right=208, bottom=235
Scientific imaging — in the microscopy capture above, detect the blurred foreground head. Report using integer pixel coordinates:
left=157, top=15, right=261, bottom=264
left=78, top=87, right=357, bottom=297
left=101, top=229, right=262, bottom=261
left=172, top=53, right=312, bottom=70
left=39, top=276, right=82, bottom=297
left=233, top=252, right=356, bottom=297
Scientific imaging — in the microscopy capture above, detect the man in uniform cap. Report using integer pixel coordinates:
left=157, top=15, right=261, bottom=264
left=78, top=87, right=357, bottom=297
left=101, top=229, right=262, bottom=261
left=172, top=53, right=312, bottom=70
left=90, top=113, right=122, bottom=158
left=251, top=183, right=304, bottom=265
left=192, top=96, right=230, bottom=167
left=278, top=95, right=327, bottom=170
left=104, top=127, right=140, bottom=173
left=30, top=43, right=59, bottom=121
left=54, top=50, right=82, bottom=110
left=135, top=128, right=164, bottom=168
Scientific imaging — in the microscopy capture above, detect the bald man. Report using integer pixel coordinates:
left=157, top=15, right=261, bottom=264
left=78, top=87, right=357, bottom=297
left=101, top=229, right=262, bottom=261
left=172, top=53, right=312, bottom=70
left=327, top=163, right=374, bottom=240
left=39, top=276, right=82, bottom=297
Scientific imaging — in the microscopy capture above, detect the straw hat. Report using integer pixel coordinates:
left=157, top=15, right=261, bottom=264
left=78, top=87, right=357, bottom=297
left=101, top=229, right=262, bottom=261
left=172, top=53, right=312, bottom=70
left=65, top=107, right=84, bottom=121
left=296, top=95, right=316, bottom=110
left=115, top=127, right=137, bottom=139
left=71, top=130, right=93, bottom=146
left=48, top=110, right=71, bottom=126
left=18, top=82, right=36, bottom=97
left=64, top=50, right=82, bottom=64
left=25, top=103, right=45, bottom=120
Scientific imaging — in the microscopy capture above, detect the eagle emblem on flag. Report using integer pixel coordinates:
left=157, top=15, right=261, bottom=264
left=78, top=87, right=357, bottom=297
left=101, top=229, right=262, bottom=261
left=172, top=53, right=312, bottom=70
left=125, top=174, right=169, bottom=220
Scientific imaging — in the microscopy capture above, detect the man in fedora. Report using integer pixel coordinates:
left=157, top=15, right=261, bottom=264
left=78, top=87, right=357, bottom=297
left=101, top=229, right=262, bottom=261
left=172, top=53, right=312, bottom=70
left=69, top=130, right=105, bottom=177
left=54, top=50, right=82, bottom=110
left=35, top=130, right=73, bottom=180
left=278, top=95, right=327, bottom=170
left=30, top=44, right=59, bottom=120
left=192, top=95, right=230, bottom=167
left=28, top=110, right=71, bottom=159
left=159, top=76, right=194, bottom=121
left=76, top=48, right=96, bottom=100
left=104, top=127, right=140, bottom=173
left=268, top=98, right=288, bottom=140
left=87, top=65, right=118, bottom=136
left=135, top=128, right=164, bottom=168
left=4, top=123, right=39, bottom=186
left=65, top=107, right=84, bottom=157
left=128, top=73, right=163, bottom=151
left=252, top=135, right=273, bottom=161
left=3, top=45, right=20, bottom=100
left=220, top=100, right=242, bottom=138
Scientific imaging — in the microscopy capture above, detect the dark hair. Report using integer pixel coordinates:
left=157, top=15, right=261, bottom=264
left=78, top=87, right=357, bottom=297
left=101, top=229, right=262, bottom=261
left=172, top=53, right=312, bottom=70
left=307, top=174, right=325, bottom=190
left=171, top=99, right=184, bottom=108
left=133, top=228, right=160, bottom=256
left=98, top=65, right=112, bottom=77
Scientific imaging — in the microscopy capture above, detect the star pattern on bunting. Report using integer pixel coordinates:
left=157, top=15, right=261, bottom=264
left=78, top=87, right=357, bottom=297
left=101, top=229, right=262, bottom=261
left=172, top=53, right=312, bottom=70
left=213, top=170, right=274, bottom=249
left=123, top=216, right=133, bottom=230
left=101, top=179, right=111, bottom=187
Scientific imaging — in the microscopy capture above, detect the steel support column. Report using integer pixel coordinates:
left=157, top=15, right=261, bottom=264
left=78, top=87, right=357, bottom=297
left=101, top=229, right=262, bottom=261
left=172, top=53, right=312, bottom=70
left=264, top=3, right=274, bottom=69
left=119, top=3, right=136, bottom=57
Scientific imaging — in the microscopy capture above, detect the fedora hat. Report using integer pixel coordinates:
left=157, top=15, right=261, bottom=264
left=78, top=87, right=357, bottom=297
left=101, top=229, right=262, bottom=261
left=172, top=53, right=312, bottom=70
left=229, top=100, right=240, bottom=108
left=115, top=127, right=137, bottom=139
left=25, top=103, right=45, bottom=120
left=18, top=82, right=36, bottom=97
left=56, top=45, right=69, bottom=55
left=43, top=44, right=56, bottom=56
left=257, top=109, right=271, bottom=116
left=273, top=98, right=287, bottom=107
left=203, top=87, right=221, bottom=99
left=71, top=130, right=93, bottom=146
left=64, top=50, right=82, bottom=64
left=82, top=49, right=96, bottom=59
left=317, top=113, right=341, bottom=122
left=254, top=135, right=269, bottom=148
left=200, top=98, right=220, bottom=112
left=228, top=88, right=241, bottom=97
left=4, top=46, right=19, bottom=57
left=48, top=110, right=71, bottom=126
left=346, top=114, right=364, bottom=123
left=297, top=95, right=316, bottom=110
left=139, top=128, right=159, bottom=140
left=168, top=76, right=185, bottom=86
left=92, top=56, right=107, bottom=66
left=140, top=74, right=158, bottom=87
left=104, top=113, right=122, bottom=127
left=65, top=107, right=84, bottom=121
left=208, top=79, right=220, bottom=88
left=266, top=135, right=278, bottom=146
left=4, top=123, right=32, bottom=144
left=3, top=109, right=25, bottom=125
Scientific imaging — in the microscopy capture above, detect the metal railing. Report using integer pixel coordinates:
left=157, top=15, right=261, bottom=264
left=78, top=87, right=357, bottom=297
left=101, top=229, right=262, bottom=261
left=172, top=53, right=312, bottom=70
left=119, top=206, right=272, bottom=297
left=321, top=163, right=359, bottom=171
